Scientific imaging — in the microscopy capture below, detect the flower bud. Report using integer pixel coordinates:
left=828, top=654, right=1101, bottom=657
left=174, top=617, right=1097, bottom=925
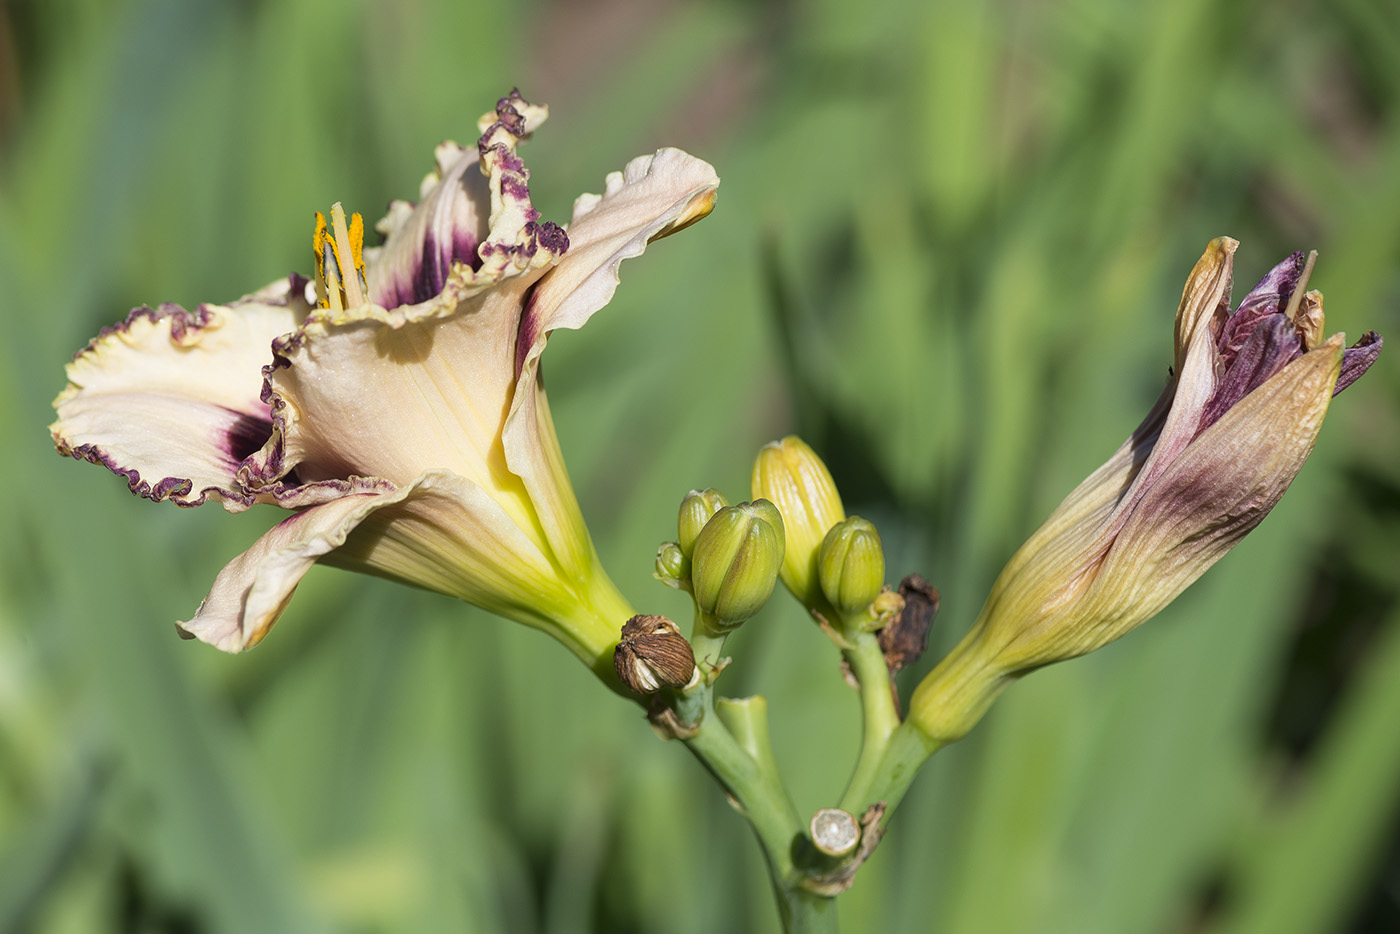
left=654, top=541, right=688, bottom=589
left=751, top=436, right=845, bottom=608
left=678, top=488, right=729, bottom=558
left=613, top=615, right=697, bottom=694
left=691, top=500, right=785, bottom=633
left=817, top=516, right=886, bottom=623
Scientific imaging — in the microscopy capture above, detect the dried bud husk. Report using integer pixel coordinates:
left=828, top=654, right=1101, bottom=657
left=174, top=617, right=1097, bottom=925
left=691, top=500, right=786, bottom=634
left=751, top=436, right=845, bottom=608
left=878, top=575, right=939, bottom=675
left=818, top=516, right=886, bottom=624
left=614, top=615, right=697, bottom=694
left=678, top=488, right=729, bottom=558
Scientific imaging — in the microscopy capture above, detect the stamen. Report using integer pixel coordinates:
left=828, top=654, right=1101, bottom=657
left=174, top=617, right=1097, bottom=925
left=330, top=204, right=368, bottom=308
left=312, top=203, right=370, bottom=312
left=1282, top=250, right=1318, bottom=322
left=312, top=211, right=331, bottom=309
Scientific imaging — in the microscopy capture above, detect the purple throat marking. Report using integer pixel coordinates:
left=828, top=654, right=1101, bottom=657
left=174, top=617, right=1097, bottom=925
left=226, top=413, right=275, bottom=463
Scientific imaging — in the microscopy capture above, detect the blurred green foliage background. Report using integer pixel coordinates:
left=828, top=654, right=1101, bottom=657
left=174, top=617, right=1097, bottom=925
left=2, top=0, right=1398, bottom=931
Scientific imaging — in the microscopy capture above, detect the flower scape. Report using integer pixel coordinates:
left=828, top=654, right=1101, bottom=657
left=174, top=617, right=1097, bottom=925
left=48, top=87, right=1385, bottom=934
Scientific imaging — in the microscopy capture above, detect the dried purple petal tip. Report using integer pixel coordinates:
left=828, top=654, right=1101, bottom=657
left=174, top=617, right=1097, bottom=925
left=1198, top=314, right=1303, bottom=434
left=1335, top=330, right=1382, bottom=396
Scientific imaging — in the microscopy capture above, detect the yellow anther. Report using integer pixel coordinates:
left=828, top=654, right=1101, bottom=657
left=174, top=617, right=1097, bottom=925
left=313, top=202, right=369, bottom=312
left=313, top=211, right=330, bottom=309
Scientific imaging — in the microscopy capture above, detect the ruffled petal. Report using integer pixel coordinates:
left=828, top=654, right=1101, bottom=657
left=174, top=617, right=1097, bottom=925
left=251, top=92, right=571, bottom=506
left=51, top=277, right=310, bottom=510
left=503, top=148, right=720, bottom=579
left=366, top=143, right=490, bottom=308
left=513, top=148, right=720, bottom=377
left=257, top=284, right=533, bottom=507
left=178, top=470, right=622, bottom=663
left=364, top=91, right=558, bottom=309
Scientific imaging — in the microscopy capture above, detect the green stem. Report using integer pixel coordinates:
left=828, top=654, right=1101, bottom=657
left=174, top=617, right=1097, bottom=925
left=839, top=720, right=942, bottom=818
left=690, top=629, right=729, bottom=680
left=681, top=691, right=838, bottom=932
left=690, top=606, right=734, bottom=684
left=715, top=696, right=783, bottom=780
left=778, top=887, right=840, bottom=933
left=838, top=632, right=902, bottom=809
left=680, top=703, right=801, bottom=876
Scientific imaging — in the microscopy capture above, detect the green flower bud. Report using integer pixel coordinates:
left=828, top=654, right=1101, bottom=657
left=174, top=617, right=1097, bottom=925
left=818, top=516, right=886, bottom=624
left=678, top=488, right=729, bottom=558
left=691, top=500, right=786, bottom=634
left=654, top=541, right=688, bottom=589
left=751, top=436, right=845, bottom=608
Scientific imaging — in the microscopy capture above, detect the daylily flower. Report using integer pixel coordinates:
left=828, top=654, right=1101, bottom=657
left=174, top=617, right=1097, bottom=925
left=51, top=91, right=720, bottom=676
left=910, top=238, right=1382, bottom=742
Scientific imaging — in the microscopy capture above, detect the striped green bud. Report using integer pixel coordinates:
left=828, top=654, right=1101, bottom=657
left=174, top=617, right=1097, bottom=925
left=818, top=516, right=886, bottom=624
left=678, top=488, right=729, bottom=558
left=691, top=499, right=785, bottom=634
left=751, top=436, right=845, bottom=609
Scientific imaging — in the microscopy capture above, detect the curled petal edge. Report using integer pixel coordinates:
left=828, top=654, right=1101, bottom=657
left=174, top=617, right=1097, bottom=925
left=503, top=148, right=721, bottom=581
left=51, top=278, right=311, bottom=511
left=365, top=91, right=561, bottom=310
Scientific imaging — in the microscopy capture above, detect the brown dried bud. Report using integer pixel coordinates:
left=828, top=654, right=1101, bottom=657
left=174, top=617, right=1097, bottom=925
left=613, top=615, right=698, bottom=695
left=878, top=575, right=939, bottom=675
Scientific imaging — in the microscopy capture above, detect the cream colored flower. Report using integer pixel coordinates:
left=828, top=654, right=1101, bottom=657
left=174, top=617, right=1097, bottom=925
left=52, top=91, right=719, bottom=671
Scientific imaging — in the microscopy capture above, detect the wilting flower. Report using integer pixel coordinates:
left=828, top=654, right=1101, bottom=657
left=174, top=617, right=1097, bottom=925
left=51, top=91, right=719, bottom=673
left=910, top=238, right=1381, bottom=742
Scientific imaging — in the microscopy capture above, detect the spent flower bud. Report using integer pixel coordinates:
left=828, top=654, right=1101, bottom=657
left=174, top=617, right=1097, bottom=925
left=818, top=516, right=886, bottom=624
left=910, top=240, right=1382, bottom=744
left=614, top=615, right=697, bottom=694
left=751, top=436, right=845, bottom=608
left=691, top=500, right=785, bottom=634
